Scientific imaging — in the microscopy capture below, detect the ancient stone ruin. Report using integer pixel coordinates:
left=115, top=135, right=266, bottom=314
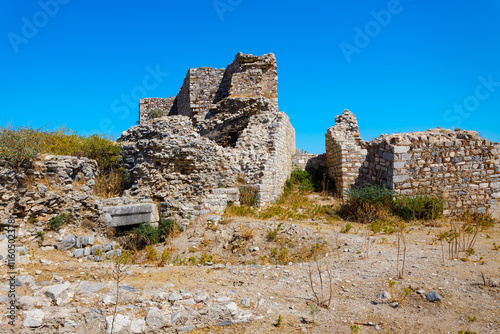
left=2, top=54, right=499, bottom=228
left=0, top=53, right=296, bottom=226
left=326, top=109, right=500, bottom=217
left=119, top=52, right=295, bottom=218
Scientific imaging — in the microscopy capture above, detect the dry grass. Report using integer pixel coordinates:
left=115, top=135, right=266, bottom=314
left=239, top=225, right=255, bottom=241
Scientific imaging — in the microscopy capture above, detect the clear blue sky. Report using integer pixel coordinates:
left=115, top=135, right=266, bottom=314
left=2, top=0, right=499, bottom=153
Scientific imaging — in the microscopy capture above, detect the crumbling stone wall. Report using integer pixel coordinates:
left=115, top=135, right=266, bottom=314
left=326, top=110, right=500, bottom=217
left=120, top=53, right=295, bottom=218
left=139, top=97, right=176, bottom=124
left=119, top=116, right=240, bottom=217
left=292, top=152, right=327, bottom=171
left=175, top=67, right=225, bottom=125
left=325, top=110, right=366, bottom=196
left=0, top=156, right=102, bottom=222
left=359, top=130, right=500, bottom=216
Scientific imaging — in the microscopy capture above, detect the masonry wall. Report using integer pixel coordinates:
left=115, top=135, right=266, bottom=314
left=360, top=130, right=500, bottom=216
left=139, top=97, right=175, bottom=124
left=0, top=156, right=102, bottom=222
left=326, top=110, right=500, bottom=217
left=186, top=67, right=225, bottom=125
left=121, top=53, right=295, bottom=218
left=249, top=112, right=295, bottom=205
left=292, top=152, right=327, bottom=171
left=120, top=116, right=241, bottom=218
left=325, top=110, right=366, bottom=197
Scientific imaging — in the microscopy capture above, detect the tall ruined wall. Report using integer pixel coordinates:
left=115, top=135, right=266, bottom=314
left=121, top=53, right=295, bottom=217
left=175, top=68, right=225, bottom=125
left=0, top=156, right=101, bottom=222
left=360, top=130, right=500, bottom=216
left=325, top=110, right=366, bottom=197
left=214, top=53, right=278, bottom=106
left=233, top=111, right=295, bottom=205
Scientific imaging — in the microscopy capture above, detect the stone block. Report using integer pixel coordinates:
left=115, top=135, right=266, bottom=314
left=393, top=162, right=405, bottom=169
left=45, top=281, right=72, bottom=301
left=103, top=203, right=159, bottom=227
left=82, top=235, right=95, bottom=246
left=382, top=152, right=395, bottom=161
left=392, top=175, right=409, bottom=183
left=74, top=249, right=84, bottom=258
left=393, top=146, right=410, bottom=154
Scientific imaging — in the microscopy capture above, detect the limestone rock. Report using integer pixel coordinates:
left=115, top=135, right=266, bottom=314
left=106, top=314, right=131, bottom=333
left=23, top=309, right=44, bottom=327
left=146, top=307, right=168, bottom=330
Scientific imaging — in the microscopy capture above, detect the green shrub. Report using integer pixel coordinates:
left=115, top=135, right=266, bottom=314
left=340, top=223, right=353, bottom=234
left=339, top=184, right=444, bottom=223
left=266, top=223, right=282, bottom=241
left=149, top=109, right=164, bottom=119
left=346, top=184, right=395, bottom=207
left=36, top=231, right=45, bottom=241
left=284, top=168, right=315, bottom=194
left=0, top=125, right=43, bottom=170
left=392, top=194, right=444, bottom=220
left=127, top=217, right=180, bottom=250
left=49, top=214, right=69, bottom=231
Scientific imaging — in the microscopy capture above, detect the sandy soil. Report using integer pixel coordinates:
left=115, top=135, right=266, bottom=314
left=3, top=200, right=500, bottom=333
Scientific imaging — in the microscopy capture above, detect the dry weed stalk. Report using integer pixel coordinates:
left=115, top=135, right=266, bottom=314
left=110, top=254, right=128, bottom=334
left=396, top=222, right=407, bottom=279
left=480, top=271, right=498, bottom=287
left=308, top=260, right=333, bottom=309
left=444, top=221, right=480, bottom=260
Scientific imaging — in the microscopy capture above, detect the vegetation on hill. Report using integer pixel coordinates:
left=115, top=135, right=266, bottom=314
left=0, top=124, right=129, bottom=197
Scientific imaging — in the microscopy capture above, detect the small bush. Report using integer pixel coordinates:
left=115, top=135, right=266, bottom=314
left=159, top=250, right=171, bottom=266
left=149, top=109, right=163, bottom=119
left=461, top=212, right=496, bottom=230
left=284, top=168, right=315, bottom=193
left=49, top=214, right=68, bottom=231
left=369, top=219, right=398, bottom=234
left=266, top=223, right=282, bottom=241
left=199, top=252, right=213, bottom=264
left=127, top=217, right=180, bottom=250
left=145, top=245, right=157, bottom=261
left=346, top=184, right=395, bottom=207
left=36, top=231, right=45, bottom=241
left=339, top=184, right=444, bottom=223
left=392, top=195, right=444, bottom=220
left=0, top=125, right=43, bottom=170
left=340, top=223, right=353, bottom=234
left=239, top=225, right=254, bottom=241
left=278, top=245, right=289, bottom=264
left=338, top=185, right=395, bottom=223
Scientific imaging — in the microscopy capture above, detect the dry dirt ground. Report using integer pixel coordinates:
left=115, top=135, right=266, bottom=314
left=2, top=198, right=500, bottom=333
